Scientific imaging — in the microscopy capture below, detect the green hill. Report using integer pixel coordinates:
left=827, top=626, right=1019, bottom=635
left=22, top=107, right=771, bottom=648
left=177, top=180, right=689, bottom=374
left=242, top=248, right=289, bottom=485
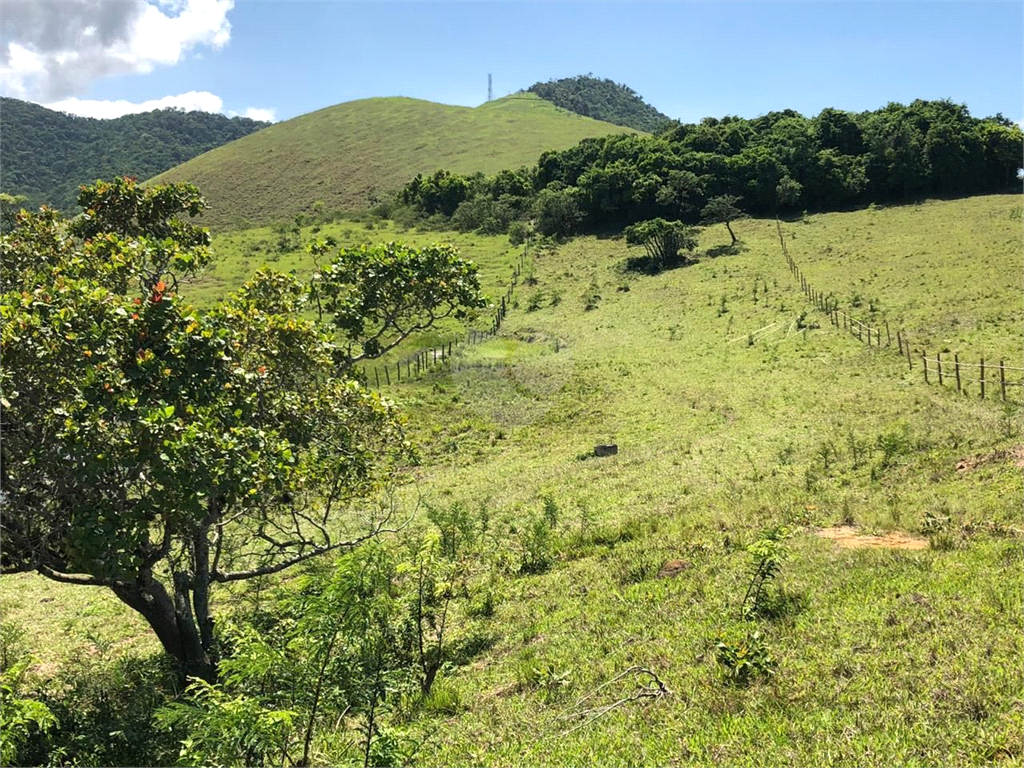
left=150, top=93, right=641, bottom=231
left=528, top=74, right=672, bottom=132
left=0, top=98, right=268, bottom=213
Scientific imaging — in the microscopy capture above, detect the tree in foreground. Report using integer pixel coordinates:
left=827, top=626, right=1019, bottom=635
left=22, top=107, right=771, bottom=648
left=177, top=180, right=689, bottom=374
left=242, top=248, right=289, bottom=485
left=0, top=178, right=486, bottom=682
left=700, top=194, right=747, bottom=247
left=623, top=218, right=699, bottom=272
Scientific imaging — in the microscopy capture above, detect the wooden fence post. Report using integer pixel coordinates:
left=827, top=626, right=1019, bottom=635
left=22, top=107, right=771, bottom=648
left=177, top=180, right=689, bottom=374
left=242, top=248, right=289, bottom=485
left=885, top=321, right=891, bottom=346
left=897, top=330, right=903, bottom=355
left=936, top=352, right=943, bottom=386
left=1000, top=360, right=1006, bottom=401
left=384, top=366, right=390, bottom=385
left=923, top=352, right=929, bottom=384
left=374, top=368, right=380, bottom=387
left=407, top=359, right=412, bottom=378
left=906, top=341, right=912, bottom=370
left=396, top=361, right=401, bottom=382
left=954, top=354, right=961, bottom=393
left=980, top=358, right=985, bottom=399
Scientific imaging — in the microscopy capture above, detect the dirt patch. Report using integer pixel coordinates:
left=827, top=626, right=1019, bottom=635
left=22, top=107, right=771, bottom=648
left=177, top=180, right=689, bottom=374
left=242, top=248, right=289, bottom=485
left=956, top=444, right=1024, bottom=472
left=657, top=559, right=693, bottom=578
left=816, top=525, right=928, bottom=551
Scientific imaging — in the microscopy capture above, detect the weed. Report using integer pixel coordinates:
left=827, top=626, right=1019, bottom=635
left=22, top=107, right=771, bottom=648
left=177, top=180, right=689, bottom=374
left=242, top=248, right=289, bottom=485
left=518, top=516, right=556, bottom=575
left=740, top=526, right=789, bottom=621
left=714, top=629, right=776, bottom=686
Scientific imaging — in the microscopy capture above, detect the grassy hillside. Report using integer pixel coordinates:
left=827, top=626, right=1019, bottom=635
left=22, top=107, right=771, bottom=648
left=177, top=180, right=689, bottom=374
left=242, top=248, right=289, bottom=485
left=3, top=195, right=1021, bottom=765
left=150, top=93, right=640, bottom=231
left=0, top=98, right=268, bottom=213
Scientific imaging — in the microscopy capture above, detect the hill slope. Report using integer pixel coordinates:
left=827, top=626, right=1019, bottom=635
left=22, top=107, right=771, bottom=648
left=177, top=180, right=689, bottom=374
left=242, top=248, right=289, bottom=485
left=528, top=74, right=672, bottom=132
left=150, top=93, right=640, bottom=231
left=0, top=98, right=268, bottom=212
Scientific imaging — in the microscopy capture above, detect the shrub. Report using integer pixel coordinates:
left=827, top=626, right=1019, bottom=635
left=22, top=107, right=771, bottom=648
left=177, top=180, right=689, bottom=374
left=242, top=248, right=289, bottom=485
left=714, top=629, right=776, bottom=686
left=508, top=220, right=532, bottom=245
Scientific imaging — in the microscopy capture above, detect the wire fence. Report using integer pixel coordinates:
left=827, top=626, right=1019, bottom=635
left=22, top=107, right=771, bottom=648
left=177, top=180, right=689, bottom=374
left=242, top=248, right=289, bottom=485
left=775, top=219, right=1023, bottom=403
left=362, top=245, right=530, bottom=387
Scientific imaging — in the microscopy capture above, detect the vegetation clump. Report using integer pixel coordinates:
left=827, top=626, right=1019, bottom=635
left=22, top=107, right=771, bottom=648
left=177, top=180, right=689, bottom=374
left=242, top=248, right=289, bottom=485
left=527, top=74, right=672, bottom=133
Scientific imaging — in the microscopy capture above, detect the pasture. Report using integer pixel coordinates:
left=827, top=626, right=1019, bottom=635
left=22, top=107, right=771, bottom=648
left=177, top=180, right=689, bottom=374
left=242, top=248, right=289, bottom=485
left=4, top=194, right=1021, bottom=766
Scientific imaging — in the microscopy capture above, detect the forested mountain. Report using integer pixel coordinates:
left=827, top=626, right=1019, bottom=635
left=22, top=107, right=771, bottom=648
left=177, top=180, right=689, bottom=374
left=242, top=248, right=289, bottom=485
left=0, top=98, right=269, bottom=212
left=527, top=75, right=672, bottom=133
left=398, top=98, right=1023, bottom=237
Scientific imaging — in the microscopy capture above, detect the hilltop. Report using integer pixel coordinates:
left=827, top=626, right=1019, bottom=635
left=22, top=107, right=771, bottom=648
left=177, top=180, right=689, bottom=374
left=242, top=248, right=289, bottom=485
left=528, top=74, right=672, bottom=132
left=150, top=93, right=640, bottom=231
left=0, top=98, right=268, bottom=213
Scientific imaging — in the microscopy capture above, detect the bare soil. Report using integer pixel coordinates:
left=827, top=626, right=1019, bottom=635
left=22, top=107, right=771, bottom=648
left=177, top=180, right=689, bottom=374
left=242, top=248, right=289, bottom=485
left=955, top=444, right=1024, bottom=472
left=815, top=525, right=929, bottom=551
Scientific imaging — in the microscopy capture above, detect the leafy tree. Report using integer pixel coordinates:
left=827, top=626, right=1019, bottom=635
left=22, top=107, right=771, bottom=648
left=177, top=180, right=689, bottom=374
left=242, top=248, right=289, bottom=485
left=309, top=239, right=487, bottom=363
left=623, top=218, right=698, bottom=271
left=775, top=176, right=803, bottom=211
left=701, top=194, right=746, bottom=246
left=0, top=193, right=27, bottom=232
left=0, top=178, right=486, bottom=682
left=532, top=186, right=584, bottom=238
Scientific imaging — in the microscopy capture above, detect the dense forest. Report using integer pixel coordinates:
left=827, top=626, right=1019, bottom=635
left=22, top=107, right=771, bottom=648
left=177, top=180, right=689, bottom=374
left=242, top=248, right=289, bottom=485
left=395, top=99, right=1023, bottom=238
left=0, top=98, right=268, bottom=213
left=527, top=74, right=672, bottom=133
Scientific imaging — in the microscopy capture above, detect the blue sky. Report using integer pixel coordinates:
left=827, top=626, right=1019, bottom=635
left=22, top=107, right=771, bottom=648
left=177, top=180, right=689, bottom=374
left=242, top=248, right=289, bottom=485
left=2, top=1, right=1021, bottom=124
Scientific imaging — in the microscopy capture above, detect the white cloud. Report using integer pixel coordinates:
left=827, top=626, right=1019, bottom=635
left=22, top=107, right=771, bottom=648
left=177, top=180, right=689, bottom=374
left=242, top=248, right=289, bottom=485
left=44, top=90, right=224, bottom=119
left=239, top=106, right=275, bottom=122
left=43, top=90, right=276, bottom=122
left=1, top=0, right=233, bottom=100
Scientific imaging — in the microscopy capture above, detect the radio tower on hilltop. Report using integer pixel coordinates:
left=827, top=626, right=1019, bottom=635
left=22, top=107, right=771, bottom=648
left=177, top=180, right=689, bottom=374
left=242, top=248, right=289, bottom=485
left=487, top=74, right=492, bottom=102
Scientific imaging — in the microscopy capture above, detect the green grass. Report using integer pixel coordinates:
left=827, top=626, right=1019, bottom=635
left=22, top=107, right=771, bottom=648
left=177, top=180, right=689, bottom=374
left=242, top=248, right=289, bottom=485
left=780, top=195, right=1022, bottom=365
left=3, top=194, right=1022, bottom=766
left=149, top=93, right=640, bottom=232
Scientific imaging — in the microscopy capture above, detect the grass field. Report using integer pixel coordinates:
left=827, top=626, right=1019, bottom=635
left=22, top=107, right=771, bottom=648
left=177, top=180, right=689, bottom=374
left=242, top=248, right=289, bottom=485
left=779, top=195, right=1022, bottom=365
left=149, top=93, right=639, bottom=232
left=3, top=194, right=1021, bottom=766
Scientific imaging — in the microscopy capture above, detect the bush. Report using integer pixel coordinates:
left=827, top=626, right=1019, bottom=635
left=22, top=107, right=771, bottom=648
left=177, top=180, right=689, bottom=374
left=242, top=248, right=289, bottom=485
left=508, top=220, right=532, bottom=245
left=714, top=629, right=777, bottom=686
left=18, top=654, right=181, bottom=767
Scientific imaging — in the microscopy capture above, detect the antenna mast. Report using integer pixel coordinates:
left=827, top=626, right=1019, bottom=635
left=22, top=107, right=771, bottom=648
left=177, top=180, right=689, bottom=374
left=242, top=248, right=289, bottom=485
left=487, top=73, right=493, bottom=102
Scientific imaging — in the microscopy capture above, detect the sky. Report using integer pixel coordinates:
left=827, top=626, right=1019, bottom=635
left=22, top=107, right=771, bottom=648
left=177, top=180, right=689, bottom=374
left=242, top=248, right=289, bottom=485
left=1, top=0, right=1021, bottom=125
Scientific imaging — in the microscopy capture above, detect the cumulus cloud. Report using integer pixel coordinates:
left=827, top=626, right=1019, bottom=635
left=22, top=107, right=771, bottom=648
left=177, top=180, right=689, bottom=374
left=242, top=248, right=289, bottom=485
left=237, top=106, right=276, bottom=122
left=1, top=0, right=233, bottom=100
left=43, top=90, right=276, bottom=122
left=44, top=90, right=223, bottom=119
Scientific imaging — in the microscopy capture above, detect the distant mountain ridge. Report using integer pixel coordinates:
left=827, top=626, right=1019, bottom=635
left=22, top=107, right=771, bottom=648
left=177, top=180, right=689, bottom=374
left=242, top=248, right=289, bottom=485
left=0, top=98, right=269, bottom=213
left=527, top=75, right=672, bottom=133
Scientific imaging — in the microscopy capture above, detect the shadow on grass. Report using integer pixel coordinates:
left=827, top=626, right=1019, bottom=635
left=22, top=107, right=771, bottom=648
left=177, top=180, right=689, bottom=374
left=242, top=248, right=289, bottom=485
left=705, top=243, right=745, bottom=259
left=622, top=254, right=697, bottom=276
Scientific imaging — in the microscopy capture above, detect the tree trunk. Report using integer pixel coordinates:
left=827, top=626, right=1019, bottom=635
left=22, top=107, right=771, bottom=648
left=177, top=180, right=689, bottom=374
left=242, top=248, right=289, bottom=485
left=112, top=571, right=215, bottom=682
left=725, top=220, right=737, bottom=246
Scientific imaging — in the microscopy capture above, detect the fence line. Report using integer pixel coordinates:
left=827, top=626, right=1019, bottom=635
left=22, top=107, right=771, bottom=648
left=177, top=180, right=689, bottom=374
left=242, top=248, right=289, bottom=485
left=775, top=219, right=1022, bottom=403
left=363, top=245, right=530, bottom=387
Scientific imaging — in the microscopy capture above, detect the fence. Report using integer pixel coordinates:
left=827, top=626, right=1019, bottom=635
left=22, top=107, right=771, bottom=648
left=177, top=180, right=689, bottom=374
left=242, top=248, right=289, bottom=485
left=775, top=219, right=1024, bottom=402
left=363, top=245, right=530, bottom=387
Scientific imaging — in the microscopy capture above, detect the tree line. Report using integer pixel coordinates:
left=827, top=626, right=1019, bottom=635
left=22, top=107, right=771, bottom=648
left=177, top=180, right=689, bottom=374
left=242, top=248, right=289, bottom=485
left=0, top=98, right=269, bottom=214
left=392, top=99, right=1023, bottom=240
